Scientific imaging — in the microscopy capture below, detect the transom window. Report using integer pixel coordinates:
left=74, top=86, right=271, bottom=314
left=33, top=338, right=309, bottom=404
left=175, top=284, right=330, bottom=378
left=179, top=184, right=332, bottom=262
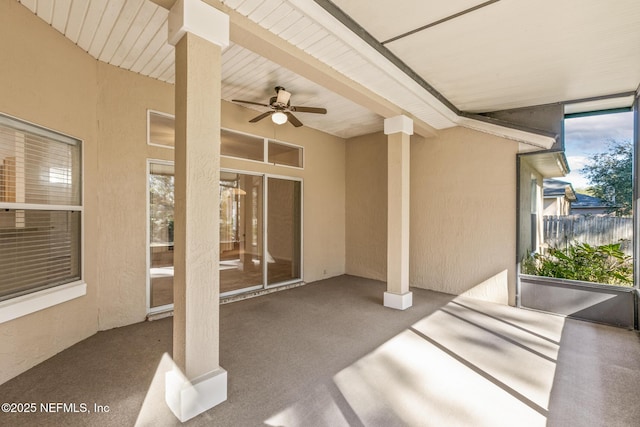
left=147, top=110, right=304, bottom=168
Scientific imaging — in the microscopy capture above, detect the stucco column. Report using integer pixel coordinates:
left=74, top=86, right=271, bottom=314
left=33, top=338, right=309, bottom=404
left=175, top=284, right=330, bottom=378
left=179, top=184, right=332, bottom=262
left=165, top=0, right=229, bottom=422
left=384, top=115, right=413, bottom=310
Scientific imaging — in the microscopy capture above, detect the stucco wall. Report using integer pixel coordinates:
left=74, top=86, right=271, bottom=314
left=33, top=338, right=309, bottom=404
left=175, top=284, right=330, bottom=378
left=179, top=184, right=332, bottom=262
left=345, top=132, right=387, bottom=281
left=346, top=126, right=519, bottom=305
left=95, top=63, right=174, bottom=330
left=0, top=1, right=99, bottom=384
left=411, top=127, right=518, bottom=305
left=0, top=1, right=346, bottom=384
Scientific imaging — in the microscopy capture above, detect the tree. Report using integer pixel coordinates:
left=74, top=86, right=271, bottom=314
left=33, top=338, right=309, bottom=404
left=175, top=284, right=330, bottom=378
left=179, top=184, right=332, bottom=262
left=149, top=174, right=175, bottom=243
left=581, top=140, right=632, bottom=216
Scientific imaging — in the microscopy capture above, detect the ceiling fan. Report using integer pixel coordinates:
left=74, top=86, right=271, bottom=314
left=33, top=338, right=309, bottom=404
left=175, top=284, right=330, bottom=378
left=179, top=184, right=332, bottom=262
left=232, top=86, right=327, bottom=127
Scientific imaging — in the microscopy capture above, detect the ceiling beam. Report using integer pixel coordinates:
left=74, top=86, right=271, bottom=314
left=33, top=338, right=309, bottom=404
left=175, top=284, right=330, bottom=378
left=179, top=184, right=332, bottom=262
left=381, top=0, right=501, bottom=45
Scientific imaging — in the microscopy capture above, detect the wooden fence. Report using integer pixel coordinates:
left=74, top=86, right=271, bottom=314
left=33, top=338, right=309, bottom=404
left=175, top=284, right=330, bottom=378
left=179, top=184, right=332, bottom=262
left=543, top=215, right=633, bottom=255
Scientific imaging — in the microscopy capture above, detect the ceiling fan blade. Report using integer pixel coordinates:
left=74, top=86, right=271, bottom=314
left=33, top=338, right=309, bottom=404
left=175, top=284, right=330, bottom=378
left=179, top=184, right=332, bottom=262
left=285, top=112, right=303, bottom=127
left=249, top=111, right=273, bottom=123
left=291, top=106, right=327, bottom=114
left=232, top=99, right=270, bottom=107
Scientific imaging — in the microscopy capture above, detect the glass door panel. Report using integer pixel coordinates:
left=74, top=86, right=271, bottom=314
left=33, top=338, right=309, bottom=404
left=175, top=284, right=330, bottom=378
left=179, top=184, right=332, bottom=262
left=220, top=172, right=264, bottom=294
left=267, top=177, right=301, bottom=285
left=149, top=162, right=174, bottom=309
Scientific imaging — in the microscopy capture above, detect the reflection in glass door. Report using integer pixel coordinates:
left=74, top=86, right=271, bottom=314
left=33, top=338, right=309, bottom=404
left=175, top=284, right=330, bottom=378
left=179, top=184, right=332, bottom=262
left=267, top=178, right=302, bottom=286
left=219, top=172, right=264, bottom=295
left=148, top=161, right=174, bottom=310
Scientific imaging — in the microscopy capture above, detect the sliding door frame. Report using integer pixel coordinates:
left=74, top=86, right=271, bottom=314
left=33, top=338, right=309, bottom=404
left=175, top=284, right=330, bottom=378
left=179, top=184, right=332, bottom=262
left=146, top=159, right=175, bottom=315
left=219, top=168, right=303, bottom=297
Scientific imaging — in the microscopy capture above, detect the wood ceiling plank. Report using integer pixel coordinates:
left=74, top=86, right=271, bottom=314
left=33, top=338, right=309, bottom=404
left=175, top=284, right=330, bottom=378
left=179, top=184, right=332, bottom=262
left=99, top=0, right=145, bottom=63
left=35, top=0, right=54, bottom=23
left=129, top=22, right=167, bottom=73
left=65, top=1, right=91, bottom=44
left=257, top=3, right=294, bottom=30
left=150, top=53, right=175, bottom=80
left=119, top=7, right=168, bottom=69
left=76, top=0, right=107, bottom=49
left=236, top=0, right=263, bottom=17
left=51, top=0, right=72, bottom=33
left=222, top=0, right=246, bottom=9
left=20, top=0, right=37, bottom=14
left=248, top=0, right=283, bottom=23
left=110, top=1, right=159, bottom=66
left=140, top=43, right=173, bottom=76
left=87, top=0, right=125, bottom=59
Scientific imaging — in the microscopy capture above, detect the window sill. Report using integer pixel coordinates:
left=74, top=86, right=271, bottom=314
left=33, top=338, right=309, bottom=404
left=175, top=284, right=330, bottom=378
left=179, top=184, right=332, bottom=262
left=0, top=281, right=86, bottom=324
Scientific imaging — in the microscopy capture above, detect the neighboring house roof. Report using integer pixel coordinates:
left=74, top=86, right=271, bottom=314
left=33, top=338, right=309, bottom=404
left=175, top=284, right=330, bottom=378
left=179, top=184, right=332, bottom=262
left=572, top=193, right=608, bottom=209
left=543, top=179, right=577, bottom=202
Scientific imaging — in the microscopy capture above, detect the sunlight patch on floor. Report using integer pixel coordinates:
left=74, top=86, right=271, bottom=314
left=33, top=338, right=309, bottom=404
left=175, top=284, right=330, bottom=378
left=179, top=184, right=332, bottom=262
left=264, top=297, right=567, bottom=426
left=135, top=353, right=175, bottom=426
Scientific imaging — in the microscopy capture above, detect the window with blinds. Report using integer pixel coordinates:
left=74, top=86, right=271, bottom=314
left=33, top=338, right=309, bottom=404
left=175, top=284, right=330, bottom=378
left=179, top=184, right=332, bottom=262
left=0, top=114, right=82, bottom=301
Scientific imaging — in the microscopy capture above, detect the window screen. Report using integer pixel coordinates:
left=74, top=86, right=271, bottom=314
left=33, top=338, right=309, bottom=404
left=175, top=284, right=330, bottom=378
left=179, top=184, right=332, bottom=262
left=0, top=114, right=82, bottom=301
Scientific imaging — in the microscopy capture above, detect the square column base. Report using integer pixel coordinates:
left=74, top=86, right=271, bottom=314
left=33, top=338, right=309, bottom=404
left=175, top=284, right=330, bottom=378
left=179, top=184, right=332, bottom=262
left=166, top=367, right=227, bottom=422
left=384, top=291, right=413, bottom=310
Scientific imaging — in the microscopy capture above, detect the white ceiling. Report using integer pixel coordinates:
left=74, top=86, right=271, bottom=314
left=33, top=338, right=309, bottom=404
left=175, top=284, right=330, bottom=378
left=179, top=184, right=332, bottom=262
left=17, top=0, right=640, bottom=141
left=346, top=0, right=640, bottom=112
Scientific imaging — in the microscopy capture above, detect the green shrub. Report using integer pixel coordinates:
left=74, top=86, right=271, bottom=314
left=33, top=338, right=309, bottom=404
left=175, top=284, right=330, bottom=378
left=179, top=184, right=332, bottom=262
left=522, top=242, right=633, bottom=286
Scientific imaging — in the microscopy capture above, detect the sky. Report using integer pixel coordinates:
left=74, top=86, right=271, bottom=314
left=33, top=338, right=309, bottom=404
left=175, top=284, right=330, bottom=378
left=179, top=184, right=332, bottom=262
left=563, top=111, right=634, bottom=190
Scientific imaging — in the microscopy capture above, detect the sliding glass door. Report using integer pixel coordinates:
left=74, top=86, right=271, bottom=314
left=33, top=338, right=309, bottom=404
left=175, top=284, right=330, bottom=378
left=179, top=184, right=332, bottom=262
left=219, top=173, right=302, bottom=295
left=267, top=177, right=302, bottom=286
left=148, top=164, right=302, bottom=311
left=220, top=172, right=264, bottom=295
left=148, top=161, right=175, bottom=311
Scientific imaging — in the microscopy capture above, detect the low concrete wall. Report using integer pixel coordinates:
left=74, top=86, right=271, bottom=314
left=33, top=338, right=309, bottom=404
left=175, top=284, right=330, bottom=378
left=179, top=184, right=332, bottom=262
left=520, top=274, right=635, bottom=328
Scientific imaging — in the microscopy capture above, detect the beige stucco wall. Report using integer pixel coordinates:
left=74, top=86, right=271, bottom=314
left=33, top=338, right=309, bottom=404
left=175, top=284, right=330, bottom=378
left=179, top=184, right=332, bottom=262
left=346, top=126, right=519, bottom=305
left=345, top=132, right=387, bottom=281
left=95, top=63, right=174, bottom=330
left=0, top=0, right=347, bottom=384
left=0, top=1, right=99, bottom=384
left=411, top=127, right=518, bottom=305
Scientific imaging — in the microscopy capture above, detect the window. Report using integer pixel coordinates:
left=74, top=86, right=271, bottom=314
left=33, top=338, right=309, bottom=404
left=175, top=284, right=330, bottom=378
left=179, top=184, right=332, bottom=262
left=148, top=161, right=175, bottom=310
left=268, top=140, right=303, bottom=168
left=221, top=129, right=304, bottom=168
left=221, top=129, right=263, bottom=161
left=147, top=110, right=175, bottom=149
left=148, top=111, right=304, bottom=168
left=0, top=114, right=82, bottom=302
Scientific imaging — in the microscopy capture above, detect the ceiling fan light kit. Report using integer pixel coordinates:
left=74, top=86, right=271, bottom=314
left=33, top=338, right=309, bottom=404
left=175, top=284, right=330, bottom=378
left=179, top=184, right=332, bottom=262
left=233, top=86, right=327, bottom=128
left=271, top=111, right=288, bottom=125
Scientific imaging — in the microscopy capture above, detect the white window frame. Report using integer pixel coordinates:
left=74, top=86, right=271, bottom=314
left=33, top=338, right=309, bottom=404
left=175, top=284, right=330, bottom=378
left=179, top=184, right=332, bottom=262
left=220, top=128, right=305, bottom=169
left=146, top=159, right=176, bottom=315
left=147, top=109, right=176, bottom=150
left=146, top=110, right=304, bottom=168
left=0, top=113, right=85, bottom=324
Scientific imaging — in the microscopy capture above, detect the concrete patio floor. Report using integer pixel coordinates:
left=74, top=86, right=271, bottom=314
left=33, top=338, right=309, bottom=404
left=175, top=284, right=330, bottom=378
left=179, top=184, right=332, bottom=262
left=1, top=275, right=639, bottom=426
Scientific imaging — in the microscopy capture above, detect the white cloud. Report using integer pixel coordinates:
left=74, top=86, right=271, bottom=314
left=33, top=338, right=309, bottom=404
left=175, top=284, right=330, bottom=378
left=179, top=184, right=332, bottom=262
left=566, top=155, right=589, bottom=171
left=564, top=112, right=634, bottom=153
left=564, top=170, right=590, bottom=189
left=562, top=112, right=634, bottom=190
